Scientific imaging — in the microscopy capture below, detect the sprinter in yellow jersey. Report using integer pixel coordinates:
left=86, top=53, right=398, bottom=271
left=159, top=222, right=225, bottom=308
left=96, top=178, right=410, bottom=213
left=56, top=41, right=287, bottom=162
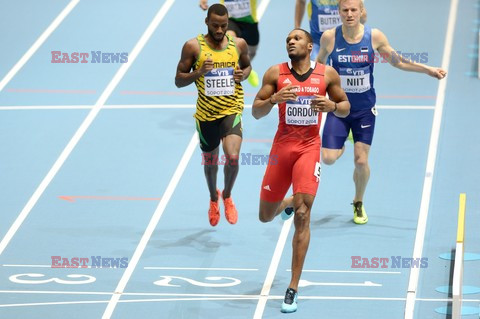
left=175, top=4, right=251, bottom=226
left=200, top=0, right=260, bottom=87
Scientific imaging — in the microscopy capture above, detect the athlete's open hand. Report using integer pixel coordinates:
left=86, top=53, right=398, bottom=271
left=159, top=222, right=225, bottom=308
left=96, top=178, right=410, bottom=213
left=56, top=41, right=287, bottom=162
left=271, top=84, right=299, bottom=103
left=428, top=67, right=447, bottom=80
left=233, top=66, right=244, bottom=83
left=199, top=58, right=214, bottom=75
left=311, top=95, right=336, bottom=112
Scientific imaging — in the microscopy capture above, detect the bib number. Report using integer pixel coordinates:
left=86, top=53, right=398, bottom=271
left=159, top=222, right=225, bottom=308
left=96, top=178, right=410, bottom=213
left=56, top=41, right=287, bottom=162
left=339, top=65, right=371, bottom=93
left=204, top=68, right=235, bottom=96
left=285, top=96, right=318, bottom=126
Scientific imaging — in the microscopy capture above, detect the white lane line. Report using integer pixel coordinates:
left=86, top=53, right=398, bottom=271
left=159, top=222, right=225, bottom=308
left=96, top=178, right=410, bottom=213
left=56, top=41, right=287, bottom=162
left=256, top=0, right=271, bottom=19
left=0, top=0, right=174, bottom=258
left=292, top=269, right=401, bottom=274
left=404, top=0, right=459, bottom=318
left=101, top=131, right=198, bottom=319
left=0, top=104, right=435, bottom=110
left=2, top=264, right=52, bottom=268
left=144, top=267, right=258, bottom=271
left=1, top=264, right=259, bottom=271
left=376, top=105, right=434, bottom=110
left=299, top=279, right=382, bottom=287
left=253, top=218, right=293, bottom=319
left=0, top=290, right=112, bottom=295
left=0, top=0, right=80, bottom=92
left=4, top=296, right=480, bottom=308
left=1, top=264, right=125, bottom=269
left=1, top=289, right=480, bottom=301
left=0, top=300, right=110, bottom=308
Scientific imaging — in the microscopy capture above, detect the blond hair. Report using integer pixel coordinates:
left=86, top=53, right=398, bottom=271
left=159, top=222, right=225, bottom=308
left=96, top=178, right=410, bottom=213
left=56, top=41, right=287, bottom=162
left=338, top=0, right=364, bottom=9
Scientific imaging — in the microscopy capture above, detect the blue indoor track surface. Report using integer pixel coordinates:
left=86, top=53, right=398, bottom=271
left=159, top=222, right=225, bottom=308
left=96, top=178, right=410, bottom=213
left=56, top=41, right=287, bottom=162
left=0, top=0, right=479, bottom=318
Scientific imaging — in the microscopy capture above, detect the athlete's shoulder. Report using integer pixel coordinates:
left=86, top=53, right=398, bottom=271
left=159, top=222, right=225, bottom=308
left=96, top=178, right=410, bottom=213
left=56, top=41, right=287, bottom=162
left=323, top=65, right=341, bottom=86
left=266, top=63, right=281, bottom=75
left=182, top=37, right=201, bottom=51
left=232, top=35, right=247, bottom=45
left=319, top=27, right=336, bottom=56
left=370, top=28, right=386, bottom=39
left=233, top=36, right=248, bottom=48
left=324, top=65, right=338, bottom=77
left=263, top=64, right=281, bottom=83
left=320, top=27, right=336, bottom=47
left=230, top=36, right=247, bottom=54
left=370, top=28, right=388, bottom=50
left=321, top=27, right=336, bottom=41
left=179, top=37, right=201, bottom=61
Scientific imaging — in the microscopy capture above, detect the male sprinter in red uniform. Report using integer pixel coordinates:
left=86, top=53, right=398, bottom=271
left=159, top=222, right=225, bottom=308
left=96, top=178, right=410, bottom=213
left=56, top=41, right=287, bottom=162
left=252, top=28, right=350, bottom=313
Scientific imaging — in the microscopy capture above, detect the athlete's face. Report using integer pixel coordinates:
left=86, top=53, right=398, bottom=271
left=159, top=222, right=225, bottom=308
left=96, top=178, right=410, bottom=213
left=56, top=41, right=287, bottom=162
left=206, top=13, right=228, bottom=43
left=339, top=0, right=363, bottom=27
left=286, top=30, right=312, bottom=61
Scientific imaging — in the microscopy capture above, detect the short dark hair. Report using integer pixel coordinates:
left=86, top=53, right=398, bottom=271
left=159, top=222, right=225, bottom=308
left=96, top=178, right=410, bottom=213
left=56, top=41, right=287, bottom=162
left=207, top=3, right=228, bottom=19
left=293, top=28, right=313, bottom=44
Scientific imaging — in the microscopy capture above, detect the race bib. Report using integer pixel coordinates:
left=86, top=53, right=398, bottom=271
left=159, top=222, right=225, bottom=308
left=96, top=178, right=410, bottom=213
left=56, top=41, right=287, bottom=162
left=204, top=68, right=235, bottom=96
left=339, top=65, right=371, bottom=93
left=224, top=0, right=250, bottom=19
left=285, top=96, right=318, bottom=126
left=317, top=11, right=341, bottom=32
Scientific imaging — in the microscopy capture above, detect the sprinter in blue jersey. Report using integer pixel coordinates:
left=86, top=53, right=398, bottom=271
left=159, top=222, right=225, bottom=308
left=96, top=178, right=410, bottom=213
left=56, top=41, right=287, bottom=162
left=295, top=0, right=366, bottom=59
left=316, top=0, right=446, bottom=224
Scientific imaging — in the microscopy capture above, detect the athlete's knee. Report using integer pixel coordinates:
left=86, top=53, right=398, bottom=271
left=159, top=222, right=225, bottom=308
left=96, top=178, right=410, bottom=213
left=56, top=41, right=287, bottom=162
left=354, top=154, right=369, bottom=169
left=202, top=152, right=216, bottom=165
left=204, top=162, right=218, bottom=174
left=322, top=150, right=338, bottom=165
left=258, top=200, right=279, bottom=223
left=223, top=135, right=242, bottom=155
left=259, top=208, right=274, bottom=223
left=225, top=154, right=240, bottom=167
left=293, top=202, right=310, bottom=228
left=203, top=154, right=219, bottom=172
left=322, top=156, right=336, bottom=165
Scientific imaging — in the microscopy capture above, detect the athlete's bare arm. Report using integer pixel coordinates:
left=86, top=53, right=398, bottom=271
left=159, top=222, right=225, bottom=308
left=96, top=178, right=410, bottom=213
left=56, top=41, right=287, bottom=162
left=175, top=39, right=211, bottom=88
left=294, top=0, right=306, bottom=28
left=252, top=65, right=279, bottom=119
left=316, top=28, right=335, bottom=64
left=372, top=29, right=447, bottom=79
left=310, top=66, right=350, bottom=118
left=252, top=65, right=299, bottom=119
left=234, top=37, right=252, bottom=83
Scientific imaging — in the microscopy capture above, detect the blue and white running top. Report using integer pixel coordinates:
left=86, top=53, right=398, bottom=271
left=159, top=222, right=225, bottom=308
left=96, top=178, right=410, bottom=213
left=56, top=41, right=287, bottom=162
left=329, top=25, right=376, bottom=111
left=309, top=0, right=341, bottom=49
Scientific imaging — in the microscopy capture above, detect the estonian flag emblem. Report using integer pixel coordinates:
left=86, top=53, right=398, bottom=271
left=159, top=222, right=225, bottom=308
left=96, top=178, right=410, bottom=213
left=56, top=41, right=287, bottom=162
left=360, top=46, right=369, bottom=53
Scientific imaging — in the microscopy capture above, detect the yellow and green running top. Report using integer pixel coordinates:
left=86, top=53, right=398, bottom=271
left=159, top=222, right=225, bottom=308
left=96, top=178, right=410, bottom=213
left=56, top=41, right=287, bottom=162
left=193, top=34, right=244, bottom=121
left=221, top=0, right=258, bottom=24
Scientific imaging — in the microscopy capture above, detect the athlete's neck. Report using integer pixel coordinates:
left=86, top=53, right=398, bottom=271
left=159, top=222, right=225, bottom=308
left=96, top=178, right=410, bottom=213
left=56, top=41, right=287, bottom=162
left=290, top=58, right=311, bottom=75
left=342, top=24, right=364, bottom=43
left=204, top=34, right=228, bottom=50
